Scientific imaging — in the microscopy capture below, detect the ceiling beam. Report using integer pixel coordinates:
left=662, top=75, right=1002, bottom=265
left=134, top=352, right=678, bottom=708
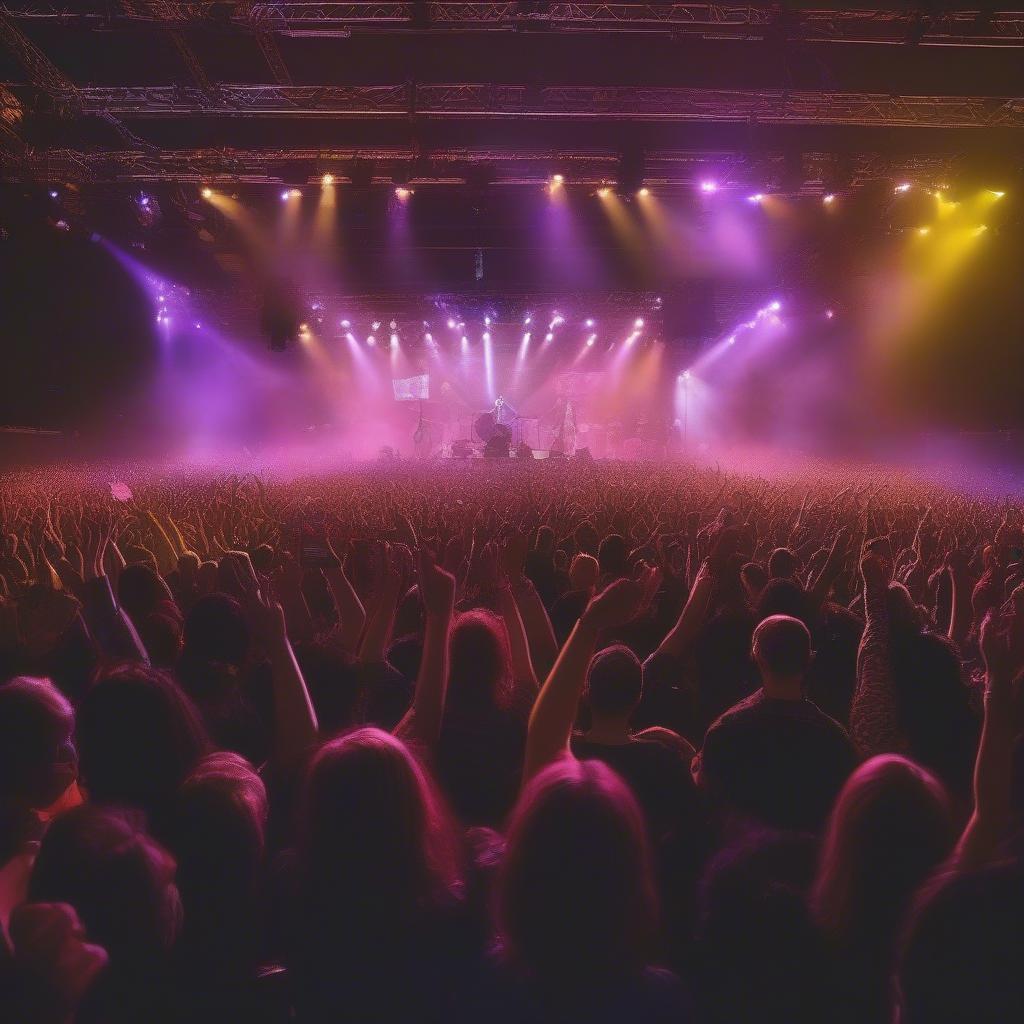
left=9, top=5, right=1024, bottom=47
left=59, top=82, right=1024, bottom=129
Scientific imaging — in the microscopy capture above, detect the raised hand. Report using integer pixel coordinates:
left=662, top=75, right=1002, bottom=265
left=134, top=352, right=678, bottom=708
left=418, top=546, right=455, bottom=618
left=581, top=577, right=645, bottom=632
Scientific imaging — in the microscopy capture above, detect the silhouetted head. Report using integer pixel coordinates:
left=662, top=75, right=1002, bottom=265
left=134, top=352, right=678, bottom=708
left=899, top=862, right=1024, bottom=1024
left=0, top=675, right=76, bottom=812
left=182, top=593, right=250, bottom=668
left=29, top=805, right=181, bottom=971
left=448, top=609, right=514, bottom=714
left=752, top=615, right=813, bottom=692
left=755, top=578, right=814, bottom=632
left=768, top=548, right=801, bottom=580
left=740, top=562, right=768, bottom=601
left=499, top=759, right=657, bottom=983
left=297, top=728, right=457, bottom=919
left=535, top=526, right=555, bottom=555
left=570, top=553, right=599, bottom=591
left=597, top=534, right=628, bottom=579
left=586, top=644, right=643, bottom=721
left=813, top=755, right=953, bottom=955
left=75, top=664, right=209, bottom=827
left=172, top=752, right=267, bottom=970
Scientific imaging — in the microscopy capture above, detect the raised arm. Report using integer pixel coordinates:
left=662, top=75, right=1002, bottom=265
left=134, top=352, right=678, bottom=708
left=325, top=532, right=366, bottom=654
left=850, top=547, right=905, bottom=757
left=951, top=609, right=1019, bottom=870
left=501, top=533, right=557, bottom=683
left=233, top=554, right=318, bottom=767
left=523, top=576, right=647, bottom=785
left=395, top=549, right=455, bottom=747
left=358, top=544, right=410, bottom=664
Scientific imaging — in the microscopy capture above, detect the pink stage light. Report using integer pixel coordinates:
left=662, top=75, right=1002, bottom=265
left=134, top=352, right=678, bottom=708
left=700, top=180, right=718, bottom=194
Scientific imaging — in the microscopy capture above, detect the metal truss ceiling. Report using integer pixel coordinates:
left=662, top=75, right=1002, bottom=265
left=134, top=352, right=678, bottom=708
left=63, top=83, right=1024, bottom=130
left=8, top=5, right=1024, bottom=47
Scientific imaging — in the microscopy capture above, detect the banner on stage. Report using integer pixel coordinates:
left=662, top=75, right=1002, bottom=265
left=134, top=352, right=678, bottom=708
left=392, top=374, right=430, bottom=401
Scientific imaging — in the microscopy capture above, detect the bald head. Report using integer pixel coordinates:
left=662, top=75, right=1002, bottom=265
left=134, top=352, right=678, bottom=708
left=752, top=614, right=813, bottom=685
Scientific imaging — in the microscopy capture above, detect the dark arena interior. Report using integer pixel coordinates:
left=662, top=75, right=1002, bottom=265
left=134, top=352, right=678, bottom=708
left=3, top=5, right=1024, bottom=1023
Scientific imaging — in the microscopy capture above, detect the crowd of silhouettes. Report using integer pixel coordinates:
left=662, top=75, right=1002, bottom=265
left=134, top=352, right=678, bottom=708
left=1, top=457, right=1023, bottom=1023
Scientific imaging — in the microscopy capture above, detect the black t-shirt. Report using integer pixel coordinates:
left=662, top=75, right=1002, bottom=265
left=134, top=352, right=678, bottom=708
left=570, top=734, right=698, bottom=845
left=695, top=691, right=857, bottom=832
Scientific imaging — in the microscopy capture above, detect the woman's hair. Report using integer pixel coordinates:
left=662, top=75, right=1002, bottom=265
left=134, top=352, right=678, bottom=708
left=497, top=759, right=657, bottom=982
left=29, top=804, right=181, bottom=969
left=75, top=664, right=210, bottom=827
left=813, top=755, right=953, bottom=956
left=172, top=752, right=267, bottom=972
left=296, top=728, right=459, bottom=919
left=447, top=609, right=515, bottom=714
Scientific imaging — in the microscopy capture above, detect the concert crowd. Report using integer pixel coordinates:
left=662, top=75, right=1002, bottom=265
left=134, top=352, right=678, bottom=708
left=1, top=458, right=1023, bottom=1023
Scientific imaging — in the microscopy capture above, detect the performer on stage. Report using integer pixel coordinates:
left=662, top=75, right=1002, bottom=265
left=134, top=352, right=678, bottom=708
left=493, top=394, right=518, bottom=427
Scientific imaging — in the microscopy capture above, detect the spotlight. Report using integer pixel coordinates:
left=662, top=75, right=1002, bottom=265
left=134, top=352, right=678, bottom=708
left=389, top=320, right=397, bottom=331
left=483, top=332, right=491, bottom=342
left=823, top=194, right=836, bottom=205
left=447, top=318, right=456, bottom=329
left=425, top=333, right=433, bottom=344
left=917, top=227, right=930, bottom=236
left=700, top=180, right=718, bottom=194
left=395, top=187, right=412, bottom=199
left=748, top=193, right=765, bottom=203
left=727, top=335, right=736, bottom=345
left=341, top=319, right=350, bottom=328
left=139, top=194, right=151, bottom=208
left=990, top=190, right=1006, bottom=199
left=484, top=315, right=491, bottom=326
left=552, top=173, right=564, bottom=185
left=345, top=332, right=355, bottom=343
left=975, top=225, right=988, bottom=235
left=597, top=187, right=611, bottom=197
left=322, top=173, right=335, bottom=186
left=825, top=310, right=835, bottom=319
left=390, top=333, right=399, bottom=348
left=193, top=321, right=201, bottom=329
left=769, top=301, right=781, bottom=312
left=637, top=187, right=650, bottom=197
left=299, top=322, right=309, bottom=332
left=201, top=187, right=213, bottom=199
left=49, top=189, right=59, bottom=199
left=550, top=314, right=564, bottom=328
left=280, top=190, right=291, bottom=201
left=461, top=335, right=469, bottom=345
left=894, top=183, right=912, bottom=193
left=367, top=336, right=376, bottom=346
left=372, top=321, right=381, bottom=332
left=586, top=334, right=596, bottom=346
left=634, top=317, right=644, bottom=329
left=524, top=315, right=532, bottom=326
left=683, top=370, right=692, bottom=380
left=545, top=332, right=554, bottom=342
left=585, top=318, right=595, bottom=327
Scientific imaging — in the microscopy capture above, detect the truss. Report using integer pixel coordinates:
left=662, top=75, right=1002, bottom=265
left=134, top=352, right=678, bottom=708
left=61, top=82, right=1024, bottom=129
left=9, top=4, right=1024, bottom=46
left=1, top=142, right=963, bottom=189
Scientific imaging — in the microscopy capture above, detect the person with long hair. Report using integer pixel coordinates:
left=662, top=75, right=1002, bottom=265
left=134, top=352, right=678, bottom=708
left=812, top=755, right=954, bottom=1023
left=285, top=728, right=471, bottom=1023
